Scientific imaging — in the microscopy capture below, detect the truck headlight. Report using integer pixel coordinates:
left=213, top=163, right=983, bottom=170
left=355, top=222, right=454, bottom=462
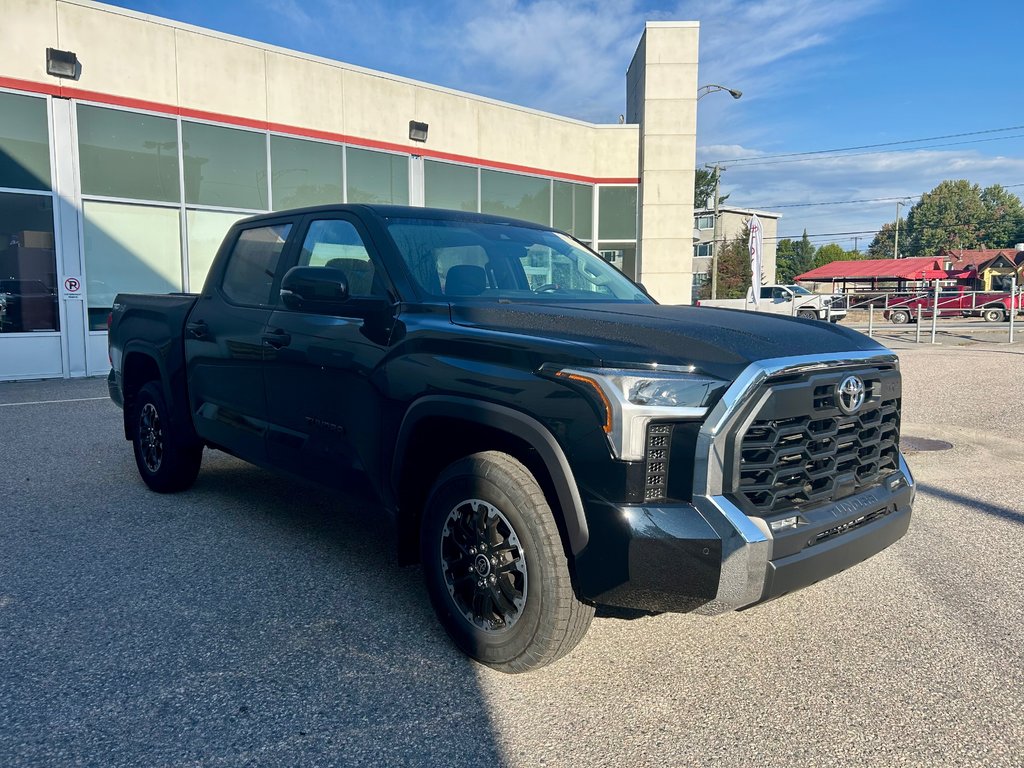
left=547, top=366, right=728, bottom=460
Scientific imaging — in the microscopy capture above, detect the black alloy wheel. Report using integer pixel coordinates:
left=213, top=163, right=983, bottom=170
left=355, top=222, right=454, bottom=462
left=440, top=498, right=528, bottom=633
left=131, top=381, right=203, bottom=493
left=421, top=451, right=594, bottom=673
left=138, top=401, right=164, bottom=474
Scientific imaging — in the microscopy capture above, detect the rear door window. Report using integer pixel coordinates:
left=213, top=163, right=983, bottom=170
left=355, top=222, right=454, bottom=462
left=221, top=223, right=293, bottom=306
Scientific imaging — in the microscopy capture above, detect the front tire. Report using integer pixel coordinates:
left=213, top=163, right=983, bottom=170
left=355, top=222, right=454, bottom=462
left=797, top=309, right=817, bottom=320
left=131, top=381, right=202, bottom=493
left=420, top=451, right=594, bottom=673
left=982, top=307, right=1006, bottom=322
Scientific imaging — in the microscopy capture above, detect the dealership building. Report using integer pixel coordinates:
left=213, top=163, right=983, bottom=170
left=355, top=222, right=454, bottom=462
left=1, top=0, right=710, bottom=381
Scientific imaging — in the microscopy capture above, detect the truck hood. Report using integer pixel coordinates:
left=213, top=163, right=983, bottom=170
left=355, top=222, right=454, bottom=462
left=450, top=302, right=889, bottom=381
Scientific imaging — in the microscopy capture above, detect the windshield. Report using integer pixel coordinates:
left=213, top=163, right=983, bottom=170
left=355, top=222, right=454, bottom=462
left=787, top=284, right=812, bottom=295
left=385, top=217, right=653, bottom=303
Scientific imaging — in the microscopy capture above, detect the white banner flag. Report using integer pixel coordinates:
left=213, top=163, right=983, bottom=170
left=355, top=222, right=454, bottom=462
left=749, top=214, right=764, bottom=307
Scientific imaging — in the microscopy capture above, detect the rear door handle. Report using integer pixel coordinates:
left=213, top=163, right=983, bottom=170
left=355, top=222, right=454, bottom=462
left=186, top=320, right=209, bottom=340
left=262, top=329, right=291, bottom=348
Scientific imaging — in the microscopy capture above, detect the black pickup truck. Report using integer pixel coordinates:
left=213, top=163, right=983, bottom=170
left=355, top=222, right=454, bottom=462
left=108, top=204, right=914, bottom=672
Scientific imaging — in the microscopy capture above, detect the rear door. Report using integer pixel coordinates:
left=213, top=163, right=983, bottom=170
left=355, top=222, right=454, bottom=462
left=186, top=218, right=296, bottom=463
left=262, top=213, right=396, bottom=490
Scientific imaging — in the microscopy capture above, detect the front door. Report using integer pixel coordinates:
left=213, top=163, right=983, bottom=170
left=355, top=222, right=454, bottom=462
left=263, top=214, right=396, bottom=492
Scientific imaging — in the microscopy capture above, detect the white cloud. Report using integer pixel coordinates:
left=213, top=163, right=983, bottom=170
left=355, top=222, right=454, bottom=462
left=714, top=145, right=1024, bottom=244
left=251, top=0, right=1023, bottom=249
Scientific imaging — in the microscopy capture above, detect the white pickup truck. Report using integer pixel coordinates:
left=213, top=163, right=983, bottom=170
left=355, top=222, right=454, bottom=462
left=696, top=284, right=846, bottom=322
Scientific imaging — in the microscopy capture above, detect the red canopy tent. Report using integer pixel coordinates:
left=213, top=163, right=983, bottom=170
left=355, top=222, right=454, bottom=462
left=795, top=258, right=976, bottom=292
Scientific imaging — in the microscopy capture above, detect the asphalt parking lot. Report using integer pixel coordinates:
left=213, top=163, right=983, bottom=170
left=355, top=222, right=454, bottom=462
left=2, top=343, right=1022, bottom=767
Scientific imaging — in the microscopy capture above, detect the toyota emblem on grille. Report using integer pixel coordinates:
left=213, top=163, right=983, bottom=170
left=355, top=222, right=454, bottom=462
left=837, top=375, right=866, bottom=414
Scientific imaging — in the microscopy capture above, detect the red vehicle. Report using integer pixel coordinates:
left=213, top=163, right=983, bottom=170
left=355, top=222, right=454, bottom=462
left=884, top=286, right=1023, bottom=324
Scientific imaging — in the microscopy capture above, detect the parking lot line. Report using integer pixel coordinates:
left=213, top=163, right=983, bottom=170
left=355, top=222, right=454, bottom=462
left=0, top=396, right=109, bottom=407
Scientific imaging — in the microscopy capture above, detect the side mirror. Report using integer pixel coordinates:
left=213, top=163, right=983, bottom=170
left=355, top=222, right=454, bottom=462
left=280, top=266, right=393, bottom=321
left=280, top=266, right=349, bottom=312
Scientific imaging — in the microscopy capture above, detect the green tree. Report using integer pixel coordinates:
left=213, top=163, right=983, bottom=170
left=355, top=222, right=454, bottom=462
left=867, top=220, right=906, bottom=259
left=693, top=167, right=729, bottom=210
left=775, top=238, right=799, bottom=282
left=905, top=179, right=987, bottom=255
left=716, top=225, right=753, bottom=298
left=784, top=230, right=815, bottom=279
left=980, top=184, right=1024, bottom=247
left=812, top=242, right=862, bottom=270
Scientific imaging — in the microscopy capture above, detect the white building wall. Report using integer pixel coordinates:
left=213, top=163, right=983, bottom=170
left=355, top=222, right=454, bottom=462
left=0, top=0, right=709, bottom=380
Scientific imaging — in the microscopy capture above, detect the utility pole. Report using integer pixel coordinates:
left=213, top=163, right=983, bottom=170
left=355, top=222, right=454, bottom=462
left=710, top=164, right=722, bottom=299
left=853, top=236, right=860, bottom=254
left=894, top=199, right=909, bottom=259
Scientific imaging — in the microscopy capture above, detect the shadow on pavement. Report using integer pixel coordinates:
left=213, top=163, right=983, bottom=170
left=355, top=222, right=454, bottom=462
left=0, top=401, right=508, bottom=768
left=917, top=482, right=1024, bottom=526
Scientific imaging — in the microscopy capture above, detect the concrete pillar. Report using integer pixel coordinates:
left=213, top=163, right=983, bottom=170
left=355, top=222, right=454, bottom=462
left=626, top=22, right=699, bottom=305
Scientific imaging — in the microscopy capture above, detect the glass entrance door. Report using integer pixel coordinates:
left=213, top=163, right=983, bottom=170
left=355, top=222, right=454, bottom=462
left=0, top=90, right=62, bottom=381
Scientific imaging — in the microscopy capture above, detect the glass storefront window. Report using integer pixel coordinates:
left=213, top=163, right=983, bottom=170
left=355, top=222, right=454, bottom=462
left=424, top=160, right=478, bottom=212
left=186, top=209, right=249, bottom=292
left=481, top=170, right=550, bottom=225
left=346, top=147, right=409, bottom=204
left=574, top=183, right=593, bottom=241
left=598, top=242, right=638, bottom=281
left=553, top=181, right=573, bottom=232
left=598, top=186, right=638, bottom=240
left=77, top=105, right=180, bottom=202
left=182, top=122, right=267, bottom=210
left=0, top=92, right=51, bottom=192
left=83, top=201, right=182, bottom=330
left=553, top=181, right=593, bottom=240
left=270, top=135, right=343, bottom=210
left=0, top=192, right=58, bottom=333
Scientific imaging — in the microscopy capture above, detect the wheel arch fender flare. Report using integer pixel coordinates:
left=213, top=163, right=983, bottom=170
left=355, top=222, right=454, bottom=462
left=391, top=396, right=590, bottom=555
left=120, top=342, right=197, bottom=445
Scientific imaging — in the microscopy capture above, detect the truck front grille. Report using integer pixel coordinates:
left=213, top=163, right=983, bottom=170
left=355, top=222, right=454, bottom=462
left=737, top=391, right=900, bottom=515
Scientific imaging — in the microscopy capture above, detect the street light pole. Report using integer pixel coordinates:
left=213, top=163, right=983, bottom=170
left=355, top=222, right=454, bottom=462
left=697, top=84, right=741, bottom=300
left=698, top=84, right=743, bottom=101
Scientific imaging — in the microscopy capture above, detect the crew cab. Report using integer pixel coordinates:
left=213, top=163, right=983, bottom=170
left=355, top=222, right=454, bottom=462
left=696, top=284, right=846, bottom=322
left=107, top=205, right=914, bottom=672
left=884, top=285, right=1023, bottom=324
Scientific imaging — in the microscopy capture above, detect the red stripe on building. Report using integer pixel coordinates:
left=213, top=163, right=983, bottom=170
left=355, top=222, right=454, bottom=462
left=0, top=76, right=639, bottom=185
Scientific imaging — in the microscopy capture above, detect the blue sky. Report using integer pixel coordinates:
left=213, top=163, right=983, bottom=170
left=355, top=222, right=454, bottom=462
left=107, top=0, right=1024, bottom=250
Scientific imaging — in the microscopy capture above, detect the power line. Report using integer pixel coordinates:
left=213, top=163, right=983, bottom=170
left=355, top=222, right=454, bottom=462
left=709, top=124, right=1024, bottom=165
left=764, top=182, right=1024, bottom=209
left=715, top=133, right=1024, bottom=168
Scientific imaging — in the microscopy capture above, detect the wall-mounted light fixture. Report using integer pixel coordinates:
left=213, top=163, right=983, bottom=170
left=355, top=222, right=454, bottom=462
left=409, top=121, right=429, bottom=143
left=46, top=48, right=79, bottom=79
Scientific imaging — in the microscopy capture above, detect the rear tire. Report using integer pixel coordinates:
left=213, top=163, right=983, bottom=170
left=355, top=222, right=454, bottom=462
left=131, top=382, right=202, bottom=493
left=420, top=451, right=594, bottom=673
left=889, top=309, right=910, bottom=325
left=982, top=307, right=1005, bottom=322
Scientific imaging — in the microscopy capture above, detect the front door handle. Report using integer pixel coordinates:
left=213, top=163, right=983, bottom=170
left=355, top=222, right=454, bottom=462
left=262, top=329, right=291, bottom=348
left=186, top=320, right=209, bottom=340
